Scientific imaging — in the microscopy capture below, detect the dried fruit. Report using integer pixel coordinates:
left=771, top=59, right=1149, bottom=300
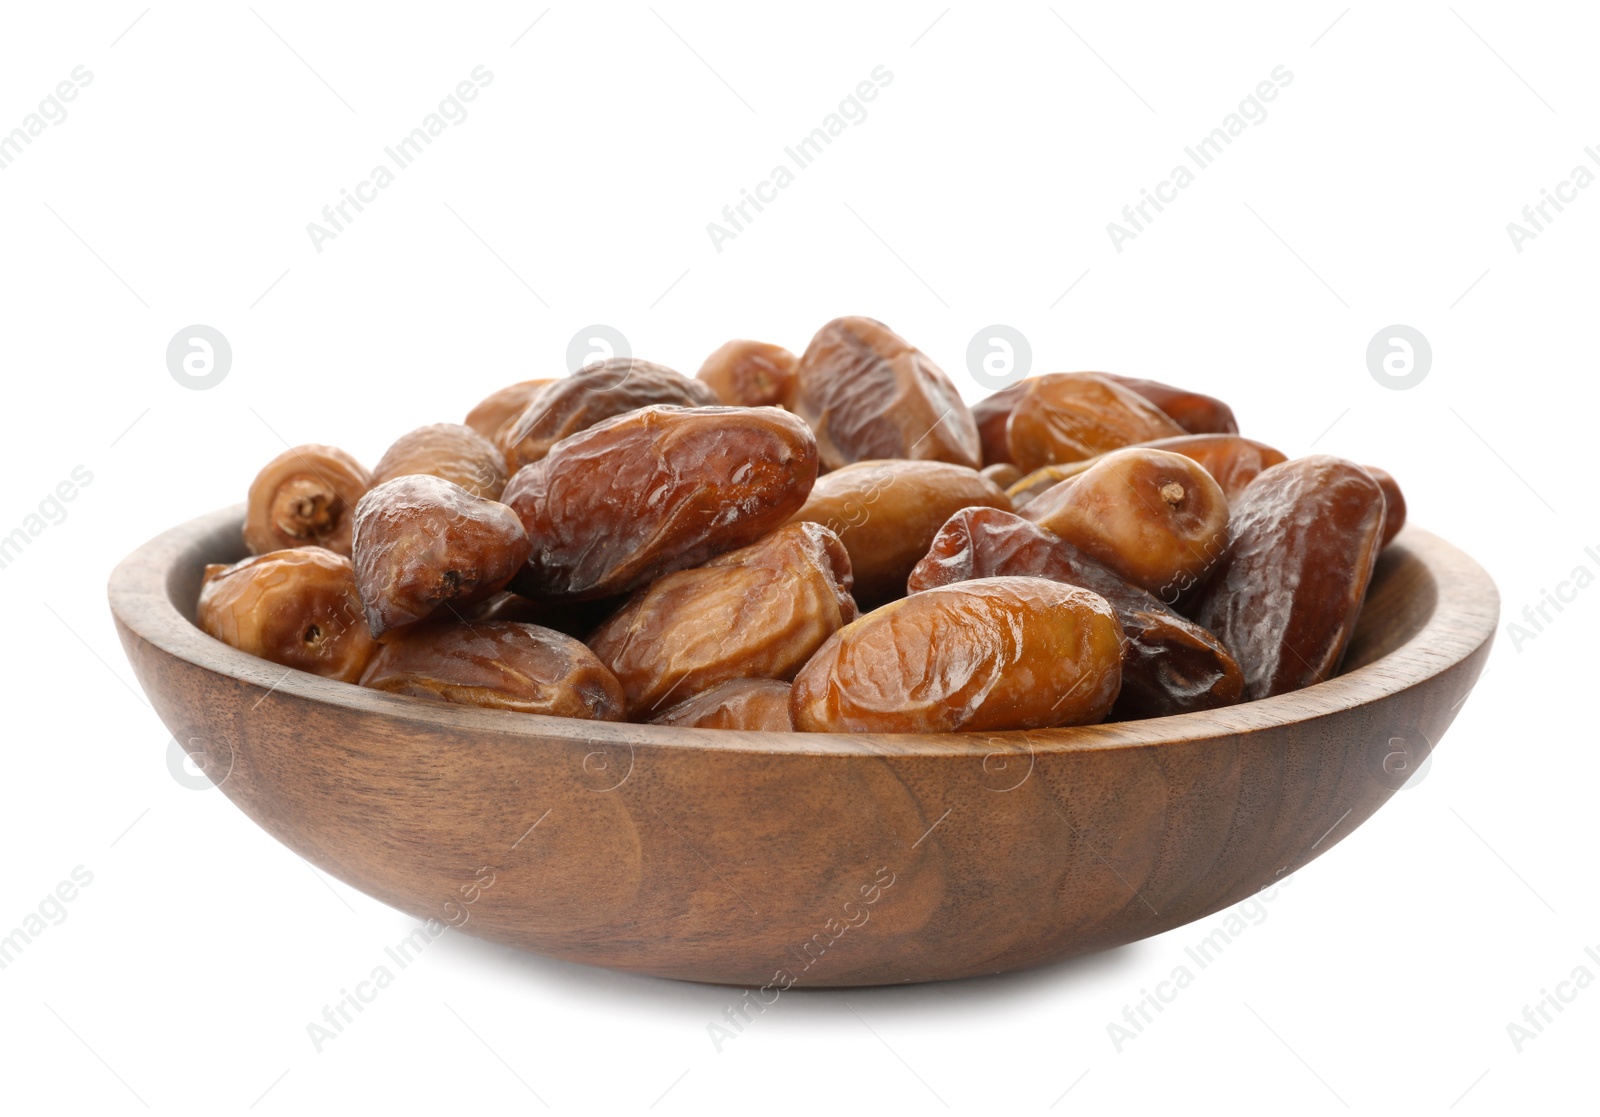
left=464, top=379, right=554, bottom=441
left=696, top=340, right=798, bottom=408
left=587, top=522, right=857, bottom=716
left=1102, top=374, right=1239, bottom=435
left=503, top=405, right=818, bottom=601
left=1364, top=465, right=1407, bottom=547
left=351, top=474, right=531, bottom=637
left=359, top=620, right=626, bottom=719
left=652, top=679, right=795, bottom=731
left=1006, top=373, right=1185, bottom=473
left=1192, top=456, right=1385, bottom=699
left=1023, top=448, right=1229, bottom=600
left=785, top=459, right=1011, bottom=605
left=980, top=463, right=1022, bottom=490
left=791, top=576, right=1122, bottom=733
left=243, top=445, right=371, bottom=557
left=971, top=381, right=1028, bottom=465
left=1140, top=434, right=1287, bottom=501
left=499, top=359, right=719, bottom=471
left=197, top=547, right=376, bottom=682
left=908, top=507, right=1242, bottom=718
left=791, top=316, right=981, bottom=471
left=372, top=423, right=507, bottom=501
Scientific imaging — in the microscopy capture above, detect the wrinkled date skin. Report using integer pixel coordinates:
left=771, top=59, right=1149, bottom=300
left=499, top=359, right=719, bottom=471
left=908, top=508, right=1243, bottom=719
left=198, top=547, right=377, bottom=683
left=372, top=423, right=508, bottom=501
left=1024, top=447, right=1230, bottom=599
left=360, top=620, right=626, bottom=719
left=1141, top=434, right=1287, bottom=501
left=652, top=679, right=795, bottom=731
left=1006, top=373, right=1186, bottom=473
left=1102, top=374, right=1239, bottom=435
left=244, top=444, right=371, bottom=557
left=464, top=379, right=554, bottom=441
left=587, top=522, right=857, bottom=717
left=1364, top=465, right=1407, bottom=547
left=696, top=340, right=798, bottom=409
left=971, top=381, right=1028, bottom=466
left=790, top=576, right=1123, bottom=733
left=785, top=459, right=1011, bottom=606
left=351, top=475, right=532, bottom=637
left=504, top=405, right=819, bottom=601
left=792, top=316, right=982, bottom=471
left=1192, top=456, right=1385, bottom=700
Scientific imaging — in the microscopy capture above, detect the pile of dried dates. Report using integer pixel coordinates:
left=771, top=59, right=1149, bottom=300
left=198, top=315, right=1406, bottom=734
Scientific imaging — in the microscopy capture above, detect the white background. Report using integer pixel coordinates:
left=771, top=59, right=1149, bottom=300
left=1, top=2, right=1594, bottom=1113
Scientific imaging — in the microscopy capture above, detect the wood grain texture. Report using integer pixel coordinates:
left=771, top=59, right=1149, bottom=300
left=109, top=505, right=1497, bottom=986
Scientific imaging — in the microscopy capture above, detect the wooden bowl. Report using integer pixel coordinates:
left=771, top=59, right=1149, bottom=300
left=110, top=506, right=1496, bottom=987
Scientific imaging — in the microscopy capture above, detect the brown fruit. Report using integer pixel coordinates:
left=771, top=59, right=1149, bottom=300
left=791, top=576, right=1123, bottom=733
left=1023, top=447, right=1229, bottom=600
left=785, top=459, right=1011, bottom=605
left=971, top=381, right=1028, bottom=466
left=587, top=522, right=857, bottom=717
left=791, top=316, right=981, bottom=471
left=651, top=679, right=795, bottom=731
left=1140, top=434, right=1287, bottom=501
left=980, top=463, right=1023, bottom=489
left=499, top=359, right=719, bottom=471
left=464, top=379, right=554, bottom=441
left=372, top=423, right=507, bottom=501
left=243, top=445, right=371, bottom=557
left=908, top=507, right=1243, bottom=719
left=351, top=475, right=531, bottom=637
left=1364, top=465, right=1407, bottom=548
left=696, top=340, right=798, bottom=408
left=197, top=548, right=376, bottom=683
left=359, top=620, right=626, bottom=719
left=503, top=405, right=818, bottom=601
left=1192, top=456, right=1385, bottom=700
left=1006, top=373, right=1185, bottom=472
left=1101, top=374, right=1239, bottom=435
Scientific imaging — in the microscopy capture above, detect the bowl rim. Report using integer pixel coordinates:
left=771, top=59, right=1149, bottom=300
left=109, top=504, right=1499, bottom=760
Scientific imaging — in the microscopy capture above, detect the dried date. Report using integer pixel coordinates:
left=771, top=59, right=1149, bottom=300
left=351, top=474, right=531, bottom=637
left=1006, top=373, right=1185, bottom=472
left=587, top=522, right=856, bottom=716
left=360, top=620, right=626, bottom=719
left=791, top=316, right=981, bottom=471
left=696, top=340, right=798, bottom=408
left=785, top=459, right=1011, bottom=605
left=1023, top=447, right=1230, bottom=599
left=499, top=359, right=719, bottom=471
left=1191, top=456, right=1385, bottom=699
left=503, top=404, right=818, bottom=601
left=790, top=576, right=1123, bottom=733
left=372, top=423, right=507, bottom=501
left=908, top=507, right=1243, bottom=718
left=243, top=444, right=371, bottom=557
left=198, top=547, right=376, bottom=683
